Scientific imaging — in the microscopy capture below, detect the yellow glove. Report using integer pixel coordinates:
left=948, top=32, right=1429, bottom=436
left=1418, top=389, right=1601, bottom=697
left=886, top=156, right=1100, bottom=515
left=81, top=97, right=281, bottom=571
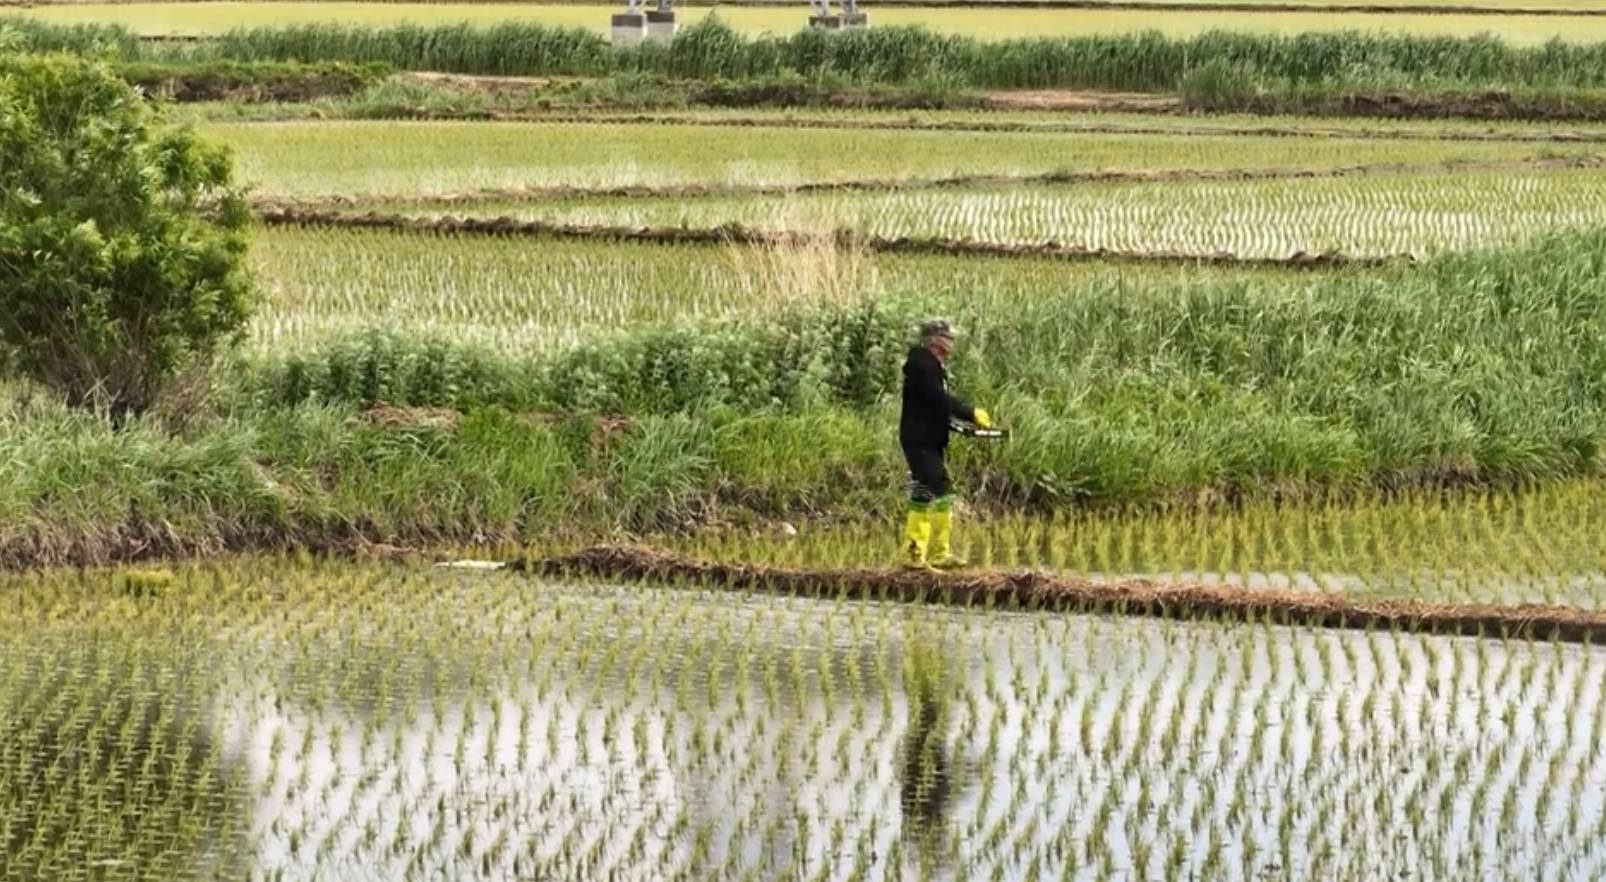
left=973, top=408, right=992, bottom=429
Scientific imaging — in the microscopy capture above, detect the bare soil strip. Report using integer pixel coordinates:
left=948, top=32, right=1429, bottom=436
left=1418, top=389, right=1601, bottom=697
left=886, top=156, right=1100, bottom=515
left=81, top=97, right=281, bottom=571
left=253, top=155, right=1602, bottom=206
left=519, top=543, right=1606, bottom=644
left=356, top=106, right=1606, bottom=143
left=984, top=90, right=1184, bottom=112
left=257, top=205, right=1403, bottom=267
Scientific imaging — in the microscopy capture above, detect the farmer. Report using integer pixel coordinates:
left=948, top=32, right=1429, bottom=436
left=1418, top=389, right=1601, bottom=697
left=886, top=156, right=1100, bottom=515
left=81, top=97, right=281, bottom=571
left=900, top=319, right=991, bottom=570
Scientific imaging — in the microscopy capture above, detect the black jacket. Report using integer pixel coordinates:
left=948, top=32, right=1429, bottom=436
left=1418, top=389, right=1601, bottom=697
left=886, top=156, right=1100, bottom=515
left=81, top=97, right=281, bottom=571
left=900, top=345, right=975, bottom=450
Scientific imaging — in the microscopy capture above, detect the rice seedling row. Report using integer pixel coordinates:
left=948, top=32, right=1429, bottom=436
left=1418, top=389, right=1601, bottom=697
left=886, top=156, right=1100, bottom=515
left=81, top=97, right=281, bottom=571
left=243, top=221, right=1359, bottom=350
left=205, top=119, right=1604, bottom=199
left=5, top=556, right=1606, bottom=880
left=246, top=226, right=876, bottom=350
left=495, top=108, right=1606, bottom=142
left=27, top=1, right=1606, bottom=41
left=253, top=156, right=1588, bottom=213
left=667, top=479, right=1606, bottom=609
left=328, top=164, right=1606, bottom=259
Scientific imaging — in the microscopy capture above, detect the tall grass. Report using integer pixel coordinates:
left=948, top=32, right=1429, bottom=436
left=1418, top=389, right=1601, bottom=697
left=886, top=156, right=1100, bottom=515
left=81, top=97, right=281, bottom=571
left=8, top=209, right=1606, bottom=557
left=14, top=15, right=1606, bottom=92
left=7, top=231, right=1602, bottom=562
left=231, top=230, right=1606, bottom=500
left=0, top=18, right=141, bottom=56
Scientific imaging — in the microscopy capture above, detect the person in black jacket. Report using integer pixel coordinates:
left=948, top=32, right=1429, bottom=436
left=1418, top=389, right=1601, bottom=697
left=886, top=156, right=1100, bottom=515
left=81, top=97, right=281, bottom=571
left=900, top=319, right=990, bottom=569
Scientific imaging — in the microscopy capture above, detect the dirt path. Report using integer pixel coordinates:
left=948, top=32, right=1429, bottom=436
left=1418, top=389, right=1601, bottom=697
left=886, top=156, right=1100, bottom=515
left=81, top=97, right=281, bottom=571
left=985, top=90, right=1183, bottom=112
left=519, top=544, right=1606, bottom=644
left=403, top=71, right=556, bottom=91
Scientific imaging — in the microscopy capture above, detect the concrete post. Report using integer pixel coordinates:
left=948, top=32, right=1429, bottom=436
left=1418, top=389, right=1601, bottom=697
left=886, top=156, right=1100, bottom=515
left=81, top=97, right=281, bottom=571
left=645, top=9, right=677, bottom=42
left=808, top=0, right=840, bottom=28
left=611, top=12, right=646, bottom=44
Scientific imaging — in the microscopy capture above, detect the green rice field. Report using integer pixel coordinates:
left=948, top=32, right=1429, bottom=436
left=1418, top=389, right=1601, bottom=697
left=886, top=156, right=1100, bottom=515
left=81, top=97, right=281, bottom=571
left=22, top=0, right=1606, bottom=40
left=6, top=555, right=1606, bottom=881
left=207, top=119, right=1603, bottom=197
left=11, top=12, right=1606, bottom=881
left=352, top=165, right=1606, bottom=258
left=245, top=228, right=1299, bottom=349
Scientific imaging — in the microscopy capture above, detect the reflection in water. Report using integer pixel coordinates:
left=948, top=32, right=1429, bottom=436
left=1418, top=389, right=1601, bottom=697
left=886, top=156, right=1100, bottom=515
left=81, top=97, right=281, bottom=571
left=899, top=627, right=957, bottom=876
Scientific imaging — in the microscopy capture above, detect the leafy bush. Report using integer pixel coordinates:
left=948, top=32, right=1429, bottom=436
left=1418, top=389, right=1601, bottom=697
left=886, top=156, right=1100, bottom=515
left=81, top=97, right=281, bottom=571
left=0, top=54, right=253, bottom=419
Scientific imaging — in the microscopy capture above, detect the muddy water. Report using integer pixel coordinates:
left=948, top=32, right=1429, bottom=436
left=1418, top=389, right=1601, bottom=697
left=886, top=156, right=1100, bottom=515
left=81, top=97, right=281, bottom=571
left=4, top=566, right=1606, bottom=880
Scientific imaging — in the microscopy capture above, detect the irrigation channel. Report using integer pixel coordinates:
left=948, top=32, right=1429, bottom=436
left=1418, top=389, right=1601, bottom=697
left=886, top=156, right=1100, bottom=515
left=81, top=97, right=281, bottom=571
left=5, top=557, right=1606, bottom=880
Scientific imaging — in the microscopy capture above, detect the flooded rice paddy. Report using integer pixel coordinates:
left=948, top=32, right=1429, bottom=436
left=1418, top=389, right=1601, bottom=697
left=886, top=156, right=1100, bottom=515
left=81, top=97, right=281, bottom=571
left=4, top=558, right=1605, bottom=881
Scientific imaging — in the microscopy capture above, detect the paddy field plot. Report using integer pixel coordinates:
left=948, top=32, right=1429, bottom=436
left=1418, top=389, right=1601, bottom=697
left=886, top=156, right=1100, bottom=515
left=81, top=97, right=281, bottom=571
left=23, top=1, right=1606, bottom=41
left=361, top=165, right=1606, bottom=258
left=207, top=119, right=1605, bottom=199
left=245, top=227, right=1307, bottom=350
left=6, top=557, right=1606, bottom=881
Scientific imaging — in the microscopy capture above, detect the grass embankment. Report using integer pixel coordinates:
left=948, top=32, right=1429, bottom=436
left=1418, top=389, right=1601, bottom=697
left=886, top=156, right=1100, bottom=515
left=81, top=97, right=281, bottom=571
left=117, top=59, right=387, bottom=101
left=15, top=17, right=1606, bottom=117
left=523, top=544, right=1606, bottom=643
left=189, top=71, right=1606, bottom=120
left=6, top=231, right=1606, bottom=567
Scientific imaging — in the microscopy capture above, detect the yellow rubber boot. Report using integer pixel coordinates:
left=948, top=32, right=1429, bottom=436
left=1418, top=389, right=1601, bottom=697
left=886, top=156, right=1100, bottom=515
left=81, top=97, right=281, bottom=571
left=902, top=505, right=932, bottom=569
left=929, top=500, right=966, bottom=569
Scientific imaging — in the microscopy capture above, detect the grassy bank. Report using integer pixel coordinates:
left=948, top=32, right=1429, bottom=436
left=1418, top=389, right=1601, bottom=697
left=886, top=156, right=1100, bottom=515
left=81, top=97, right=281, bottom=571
left=23, top=1, right=1606, bottom=43
left=20, top=17, right=1606, bottom=118
left=226, top=228, right=1606, bottom=495
left=14, top=17, right=1606, bottom=92
left=7, top=230, right=1606, bottom=566
left=119, top=59, right=388, bottom=101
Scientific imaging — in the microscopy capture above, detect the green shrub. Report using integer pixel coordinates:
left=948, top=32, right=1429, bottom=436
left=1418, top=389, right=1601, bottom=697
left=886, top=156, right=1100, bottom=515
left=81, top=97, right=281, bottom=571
left=0, top=54, right=253, bottom=419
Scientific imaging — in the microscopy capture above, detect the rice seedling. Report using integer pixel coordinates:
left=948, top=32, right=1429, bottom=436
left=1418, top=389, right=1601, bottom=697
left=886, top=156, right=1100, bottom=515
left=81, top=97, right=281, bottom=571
left=384, top=164, right=1606, bottom=259
left=243, top=225, right=1294, bottom=351
left=666, top=479, right=1606, bottom=609
left=202, top=119, right=1600, bottom=199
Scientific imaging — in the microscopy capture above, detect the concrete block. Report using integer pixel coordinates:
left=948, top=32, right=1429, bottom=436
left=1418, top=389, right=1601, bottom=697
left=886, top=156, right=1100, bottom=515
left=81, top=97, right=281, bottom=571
left=645, top=10, right=676, bottom=42
left=611, top=13, right=646, bottom=45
